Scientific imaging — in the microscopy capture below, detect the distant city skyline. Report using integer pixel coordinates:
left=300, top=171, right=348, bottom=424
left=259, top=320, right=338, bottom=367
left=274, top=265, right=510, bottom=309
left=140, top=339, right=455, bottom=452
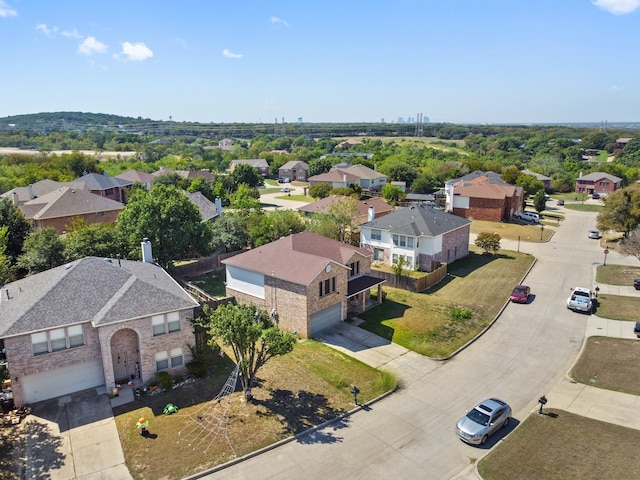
left=1, top=1, right=639, bottom=125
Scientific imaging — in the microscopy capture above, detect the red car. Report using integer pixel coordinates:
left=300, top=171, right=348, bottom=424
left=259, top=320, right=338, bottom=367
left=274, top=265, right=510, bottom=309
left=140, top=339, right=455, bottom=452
left=510, top=285, right=531, bottom=303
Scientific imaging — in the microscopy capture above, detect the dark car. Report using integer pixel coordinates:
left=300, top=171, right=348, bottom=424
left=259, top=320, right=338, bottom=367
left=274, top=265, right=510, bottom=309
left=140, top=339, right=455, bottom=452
left=634, top=279, right=640, bottom=290
left=635, top=322, right=640, bottom=338
left=556, top=200, right=565, bottom=206
left=510, top=285, right=530, bottom=303
left=592, top=193, right=601, bottom=199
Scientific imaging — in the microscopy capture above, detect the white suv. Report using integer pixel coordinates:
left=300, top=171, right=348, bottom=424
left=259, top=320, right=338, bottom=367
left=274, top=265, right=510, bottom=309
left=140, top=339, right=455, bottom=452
left=516, top=211, right=540, bottom=223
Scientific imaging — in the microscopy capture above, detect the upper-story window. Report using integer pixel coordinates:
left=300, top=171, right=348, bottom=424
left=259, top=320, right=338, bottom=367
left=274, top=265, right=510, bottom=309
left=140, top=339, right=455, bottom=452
left=371, top=229, right=382, bottom=241
left=152, top=312, right=181, bottom=336
left=393, top=234, right=415, bottom=248
left=319, top=277, right=336, bottom=297
left=31, top=325, right=85, bottom=356
left=349, top=261, right=360, bottom=277
left=104, top=188, right=114, bottom=196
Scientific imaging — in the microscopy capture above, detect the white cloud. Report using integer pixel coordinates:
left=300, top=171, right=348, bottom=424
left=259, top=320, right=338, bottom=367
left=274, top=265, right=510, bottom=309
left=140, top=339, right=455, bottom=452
left=78, top=36, right=108, bottom=56
left=0, top=1, right=17, bottom=18
left=61, top=29, right=82, bottom=39
left=270, top=16, right=289, bottom=26
left=36, top=24, right=57, bottom=36
left=593, top=0, right=640, bottom=15
left=222, top=48, right=243, bottom=59
left=119, top=42, right=153, bottom=61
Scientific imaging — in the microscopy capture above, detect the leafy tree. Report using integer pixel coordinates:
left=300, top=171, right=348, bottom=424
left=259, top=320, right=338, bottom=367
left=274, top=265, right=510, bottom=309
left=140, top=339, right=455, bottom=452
left=231, top=163, right=263, bottom=188
left=0, top=226, right=15, bottom=284
left=391, top=255, right=410, bottom=275
left=474, top=232, right=501, bottom=255
left=309, top=183, right=332, bottom=199
left=597, top=186, right=640, bottom=237
left=63, top=219, right=127, bottom=261
left=533, top=190, right=547, bottom=213
left=17, top=227, right=66, bottom=275
left=187, top=176, right=215, bottom=201
left=307, top=158, right=333, bottom=176
left=152, top=171, right=187, bottom=188
left=382, top=161, right=418, bottom=187
left=117, top=184, right=211, bottom=268
left=501, top=166, right=521, bottom=185
left=516, top=174, right=545, bottom=198
left=202, top=303, right=296, bottom=400
left=247, top=209, right=305, bottom=247
left=381, top=184, right=405, bottom=205
left=209, top=213, right=250, bottom=252
left=618, top=229, right=640, bottom=261
left=229, top=183, right=262, bottom=215
left=0, top=198, right=31, bottom=262
left=307, top=197, right=359, bottom=244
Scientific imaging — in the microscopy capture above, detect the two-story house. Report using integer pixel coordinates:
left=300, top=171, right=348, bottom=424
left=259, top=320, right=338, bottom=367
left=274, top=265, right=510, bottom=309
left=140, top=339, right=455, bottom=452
left=575, top=172, right=622, bottom=196
left=278, top=161, right=309, bottom=182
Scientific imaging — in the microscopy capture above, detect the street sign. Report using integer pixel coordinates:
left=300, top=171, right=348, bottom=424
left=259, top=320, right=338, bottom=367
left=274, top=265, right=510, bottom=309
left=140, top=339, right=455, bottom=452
left=604, top=249, right=609, bottom=255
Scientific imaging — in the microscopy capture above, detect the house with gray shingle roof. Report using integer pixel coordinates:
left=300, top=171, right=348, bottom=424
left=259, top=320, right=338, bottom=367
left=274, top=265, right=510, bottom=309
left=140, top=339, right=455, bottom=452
left=222, top=232, right=385, bottom=337
left=308, top=164, right=387, bottom=192
left=1, top=179, right=88, bottom=204
left=278, top=160, right=309, bottom=182
left=0, top=244, right=199, bottom=405
left=74, top=172, right=133, bottom=203
left=229, top=159, right=270, bottom=176
left=575, top=171, right=622, bottom=196
left=360, top=204, right=471, bottom=272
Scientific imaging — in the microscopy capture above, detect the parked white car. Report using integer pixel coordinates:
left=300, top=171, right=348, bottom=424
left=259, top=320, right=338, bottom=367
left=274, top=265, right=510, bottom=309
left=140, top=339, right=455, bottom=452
left=516, top=211, right=540, bottom=223
left=567, top=287, right=593, bottom=313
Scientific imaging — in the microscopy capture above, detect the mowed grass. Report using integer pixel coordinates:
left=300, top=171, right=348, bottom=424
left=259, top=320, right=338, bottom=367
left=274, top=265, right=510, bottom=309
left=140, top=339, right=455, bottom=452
left=187, top=272, right=227, bottom=298
left=594, top=294, right=640, bottom=321
left=359, top=249, right=535, bottom=357
left=596, top=264, right=640, bottom=285
left=470, top=220, right=555, bottom=242
left=115, top=340, right=396, bottom=480
left=480, top=336, right=640, bottom=479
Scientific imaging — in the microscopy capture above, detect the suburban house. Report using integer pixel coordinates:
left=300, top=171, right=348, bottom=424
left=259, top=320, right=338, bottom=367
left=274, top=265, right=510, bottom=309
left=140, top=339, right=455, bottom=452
left=175, top=169, right=214, bottom=182
left=74, top=172, right=132, bottom=204
left=222, top=232, right=385, bottom=338
left=116, top=170, right=155, bottom=190
left=308, top=164, right=387, bottom=192
left=442, top=171, right=524, bottom=222
left=184, top=191, right=222, bottom=222
left=575, top=172, right=623, bottom=196
left=297, top=195, right=393, bottom=224
left=16, top=187, right=124, bottom=234
left=229, top=159, right=270, bottom=176
left=278, top=161, right=309, bottom=182
left=522, top=169, right=551, bottom=191
left=0, top=241, right=200, bottom=405
left=360, top=204, right=471, bottom=272
left=1, top=179, right=88, bottom=204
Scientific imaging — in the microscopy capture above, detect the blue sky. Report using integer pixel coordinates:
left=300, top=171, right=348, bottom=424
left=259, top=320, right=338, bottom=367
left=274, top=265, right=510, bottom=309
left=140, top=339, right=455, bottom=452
left=1, top=1, right=639, bottom=124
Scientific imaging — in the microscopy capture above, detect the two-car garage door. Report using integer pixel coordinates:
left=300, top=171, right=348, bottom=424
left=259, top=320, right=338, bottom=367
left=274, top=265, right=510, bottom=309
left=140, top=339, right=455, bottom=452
left=310, top=303, right=343, bottom=336
left=22, top=360, right=105, bottom=404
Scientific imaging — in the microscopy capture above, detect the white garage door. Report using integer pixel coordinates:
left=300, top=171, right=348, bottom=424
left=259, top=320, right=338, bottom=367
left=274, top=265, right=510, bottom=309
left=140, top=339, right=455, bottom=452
left=22, top=360, right=105, bottom=403
left=310, top=303, right=343, bottom=336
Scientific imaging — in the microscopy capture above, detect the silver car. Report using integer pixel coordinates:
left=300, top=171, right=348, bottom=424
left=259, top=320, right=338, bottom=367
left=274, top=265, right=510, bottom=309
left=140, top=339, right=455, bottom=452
left=455, top=398, right=511, bottom=445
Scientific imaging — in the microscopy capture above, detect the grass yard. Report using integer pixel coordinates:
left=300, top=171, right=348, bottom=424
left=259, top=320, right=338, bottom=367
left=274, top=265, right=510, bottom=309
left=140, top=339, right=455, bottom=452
left=115, top=340, right=396, bottom=480
left=359, top=249, right=535, bottom=357
left=593, top=294, right=640, bottom=321
left=187, top=272, right=226, bottom=298
left=471, top=220, right=555, bottom=243
left=596, top=264, right=640, bottom=285
left=563, top=203, right=603, bottom=212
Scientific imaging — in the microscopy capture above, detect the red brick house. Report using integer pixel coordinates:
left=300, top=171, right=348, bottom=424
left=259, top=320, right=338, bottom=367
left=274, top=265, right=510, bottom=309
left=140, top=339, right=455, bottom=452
left=0, top=241, right=199, bottom=405
left=575, top=172, right=622, bottom=196
left=222, top=232, right=385, bottom=337
left=74, top=172, right=132, bottom=204
left=278, top=160, right=309, bottom=182
left=443, top=171, right=524, bottom=222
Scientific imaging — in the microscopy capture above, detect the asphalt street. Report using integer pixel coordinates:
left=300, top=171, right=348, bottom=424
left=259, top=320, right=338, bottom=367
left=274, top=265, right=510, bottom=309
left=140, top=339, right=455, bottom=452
left=196, top=203, right=638, bottom=480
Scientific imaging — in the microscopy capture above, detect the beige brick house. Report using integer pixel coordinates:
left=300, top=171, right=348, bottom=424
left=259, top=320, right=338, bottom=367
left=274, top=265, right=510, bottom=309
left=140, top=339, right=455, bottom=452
left=0, top=241, right=199, bottom=405
left=222, top=232, right=385, bottom=337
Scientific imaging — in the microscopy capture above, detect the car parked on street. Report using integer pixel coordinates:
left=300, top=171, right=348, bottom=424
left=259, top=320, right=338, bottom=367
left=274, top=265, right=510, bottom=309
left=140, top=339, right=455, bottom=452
left=510, top=285, right=531, bottom=304
left=588, top=230, right=601, bottom=239
left=455, top=398, right=512, bottom=445
left=556, top=200, right=565, bottom=206
left=280, top=187, right=291, bottom=193
left=567, top=287, right=593, bottom=313
left=592, top=192, right=601, bottom=199
left=634, top=279, right=640, bottom=290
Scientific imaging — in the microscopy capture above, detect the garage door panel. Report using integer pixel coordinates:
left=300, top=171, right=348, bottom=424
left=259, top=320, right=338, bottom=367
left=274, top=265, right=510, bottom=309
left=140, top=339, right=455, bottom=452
left=23, top=360, right=104, bottom=403
left=310, top=303, right=342, bottom=336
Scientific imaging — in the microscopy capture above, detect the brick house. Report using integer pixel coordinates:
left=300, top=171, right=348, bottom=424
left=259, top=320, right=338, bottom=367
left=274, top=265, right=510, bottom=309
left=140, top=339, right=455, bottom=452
left=0, top=241, right=199, bottom=405
left=222, top=232, right=385, bottom=337
left=116, top=170, right=155, bottom=190
left=17, top=187, right=123, bottom=234
left=443, top=171, right=524, bottom=222
left=278, top=160, right=309, bottom=182
left=74, top=172, right=132, bottom=204
left=298, top=195, right=393, bottom=224
left=229, top=159, right=270, bottom=176
left=575, top=172, right=622, bottom=196
left=360, top=204, right=471, bottom=272
left=1, top=179, right=88, bottom=204
left=308, top=164, right=388, bottom=192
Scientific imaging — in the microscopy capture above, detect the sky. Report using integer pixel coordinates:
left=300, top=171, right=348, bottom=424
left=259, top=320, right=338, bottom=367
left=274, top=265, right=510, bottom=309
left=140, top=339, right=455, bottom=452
left=0, top=0, right=639, bottom=125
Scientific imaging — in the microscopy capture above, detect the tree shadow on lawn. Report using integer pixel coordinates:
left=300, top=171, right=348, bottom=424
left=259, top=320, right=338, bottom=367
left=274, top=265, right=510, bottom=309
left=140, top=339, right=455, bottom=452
left=252, top=387, right=349, bottom=445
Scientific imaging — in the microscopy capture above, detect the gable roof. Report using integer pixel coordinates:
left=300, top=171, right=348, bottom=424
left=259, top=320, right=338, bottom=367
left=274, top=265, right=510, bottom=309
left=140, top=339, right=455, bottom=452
left=18, top=187, right=123, bottom=220
left=362, top=204, right=471, bottom=237
left=340, top=164, right=386, bottom=180
left=577, top=172, right=623, bottom=183
left=522, top=169, right=551, bottom=181
left=184, top=191, right=219, bottom=222
left=297, top=195, right=393, bottom=219
left=1, top=179, right=88, bottom=204
left=308, top=169, right=360, bottom=183
left=223, top=232, right=371, bottom=286
left=74, top=172, right=132, bottom=191
left=116, top=170, right=155, bottom=184
left=279, top=160, right=309, bottom=170
left=230, top=159, right=269, bottom=169
left=0, top=257, right=199, bottom=338
left=447, top=170, right=521, bottom=199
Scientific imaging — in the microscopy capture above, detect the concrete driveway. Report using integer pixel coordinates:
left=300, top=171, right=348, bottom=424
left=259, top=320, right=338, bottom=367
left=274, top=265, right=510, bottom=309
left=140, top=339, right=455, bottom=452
left=27, top=387, right=131, bottom=480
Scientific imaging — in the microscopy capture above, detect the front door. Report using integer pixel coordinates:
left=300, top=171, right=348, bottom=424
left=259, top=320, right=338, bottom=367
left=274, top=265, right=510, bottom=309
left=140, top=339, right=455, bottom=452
left=112, top=351, right=128, bottom=383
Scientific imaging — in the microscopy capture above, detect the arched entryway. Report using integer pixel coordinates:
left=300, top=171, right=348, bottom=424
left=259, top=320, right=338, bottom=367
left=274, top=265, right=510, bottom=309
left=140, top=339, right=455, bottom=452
left=110, top=329, right=141, bottom=384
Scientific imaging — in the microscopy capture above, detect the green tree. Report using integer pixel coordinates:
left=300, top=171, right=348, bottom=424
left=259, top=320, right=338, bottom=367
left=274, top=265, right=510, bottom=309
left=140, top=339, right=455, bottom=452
left=597, top=186, right=640, bottom=237
left=501, top=166, right=521, bottom=185
left=309, top=183, right=332, bottom=199
left=202, top=303, right=296, bottom=400
left=247, top=209, right=305, bottom=247
left=0, top=198, right=31, bottom=262
left=516, top=174, right=545, bottom=198
left=306, top=197, right=359, bottom=244
left=381, top=184, right=405, bottom=205
left=474, top=232, right=501, bottom=255
left=229, top=183, right=262, bottom=215
left=17, top=227, right=66, bottom=275
left=0, top=226, right=16, bottom=284
left=391, top=255, right=410, bottom=275
left=533, top=190, right=547, bottom=213
left=307, top=158, right=333, bottom=176
left=63, top=219, right=127, bottom=261
left=231, top=163, right=263, bottom=188
left=209, top=213, right=250, bottom=252
left=117, top=184, right=211, bottom=268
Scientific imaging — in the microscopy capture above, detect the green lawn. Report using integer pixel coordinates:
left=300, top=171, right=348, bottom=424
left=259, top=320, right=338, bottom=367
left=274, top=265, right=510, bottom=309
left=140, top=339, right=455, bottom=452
left=594, top=294, right=640, bottom=321
left=471, top=220, right=555, bottom=243
left=596, top=264, right=640, bottom=285
left=359, top=249, right=535, bottom=357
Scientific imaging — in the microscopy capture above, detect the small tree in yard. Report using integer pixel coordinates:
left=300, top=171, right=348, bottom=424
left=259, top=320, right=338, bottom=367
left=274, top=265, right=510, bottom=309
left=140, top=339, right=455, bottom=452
left=392, top=255, right=410, bottom=275
left=533, top=190, right=547, bottom=214
left=203, top=303, right=297, bottom=400
left=475, top=232, right=501, bottom=255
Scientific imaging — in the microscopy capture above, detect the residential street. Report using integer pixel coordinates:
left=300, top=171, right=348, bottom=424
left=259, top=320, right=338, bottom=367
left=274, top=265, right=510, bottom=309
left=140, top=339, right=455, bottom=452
left=196, top=205, right=639, bottom=480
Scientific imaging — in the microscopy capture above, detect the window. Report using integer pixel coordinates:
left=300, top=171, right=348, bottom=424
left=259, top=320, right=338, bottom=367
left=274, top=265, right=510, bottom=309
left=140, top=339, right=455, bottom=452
left=319, top=276, right=336, bottom=297
left=155, top=351, right=169, bottom=371
left=371, top=229, right=382, bottom=241
left=152, top=312, right=181, bottom=336
left=30, top=325, right=85, bottom=355
left=170, top=348, right=183, bottom=367
left=96, top=211, right=104, bottom=217
left=374, top=248, right=384, bottom=261
left=349, top=261, right=360, bottom=277
left=393, top=235, right=414, bottom=248
left=105, top=188, right=114, bottom=196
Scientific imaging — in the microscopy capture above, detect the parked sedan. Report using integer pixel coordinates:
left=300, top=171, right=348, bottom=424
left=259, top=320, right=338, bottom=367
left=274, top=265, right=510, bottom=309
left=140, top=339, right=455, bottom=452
left=634, top=279, right=640, bottom=290
left=588, top=230, right=601, bottom=239
left=456, top=398, right=512, bottom=445
left=556, top=200, right=565, bottom=206
left=510, top=285, right=531, bottom=303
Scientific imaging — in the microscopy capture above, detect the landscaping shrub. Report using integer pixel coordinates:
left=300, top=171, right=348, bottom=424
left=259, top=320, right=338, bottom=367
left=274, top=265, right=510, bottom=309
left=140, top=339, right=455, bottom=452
left=186, top=361, right=207, bottom=378
left=155, top=371, right=173, bottom=390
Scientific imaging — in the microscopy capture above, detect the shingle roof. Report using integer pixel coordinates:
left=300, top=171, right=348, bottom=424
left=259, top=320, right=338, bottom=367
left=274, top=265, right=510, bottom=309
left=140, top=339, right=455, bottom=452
left=362, top=204, right=470, bottom=237
left=223, top=232, right=371, bottom=286
left=18, top=187, right=123, bottom=220
left=577, top=172, right=623, bottom=183
left=297, top=195, right=393, bottom=218
left=116, top=170, right=155, bottom=184
left=231, top=159, right=269, bottom=168
left=0, top=257, right=199, bottom=338
left=1, top=179, right=88, bottom=203
left=184, top=191, right=219, bottom=222
left=75, top=172, right=132, bottom=190
left=280, top=160, right=309, bottom=170
left=446, top=170, right=520, bottom=199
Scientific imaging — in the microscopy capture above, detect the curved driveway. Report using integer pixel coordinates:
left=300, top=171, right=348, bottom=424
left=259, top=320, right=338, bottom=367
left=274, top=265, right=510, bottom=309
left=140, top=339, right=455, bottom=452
left=199, top=205, right=636, bottom=480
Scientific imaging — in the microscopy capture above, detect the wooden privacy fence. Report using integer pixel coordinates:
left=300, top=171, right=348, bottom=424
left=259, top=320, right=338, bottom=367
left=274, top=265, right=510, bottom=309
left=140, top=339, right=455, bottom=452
left=369, top=262, right=447, bottom=293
